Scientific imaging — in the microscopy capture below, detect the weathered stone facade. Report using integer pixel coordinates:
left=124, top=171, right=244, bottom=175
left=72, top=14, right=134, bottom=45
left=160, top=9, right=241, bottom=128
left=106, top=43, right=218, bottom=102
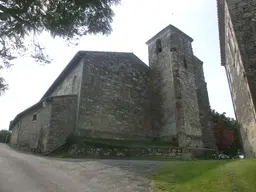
left=46, top=95, right=77, bottom=152
left=147, top=25, right=215, bottom=149
left=10, top=24, right=216, bottom=153
left=217, top=0, right=256, bottom=157
left=10, top=95, right=77, bottom=153
left=11, top=101, right=52, bottom=151
left=194, top=56, right=216, bottom=149
left=78, top=52, right=152, bottom=139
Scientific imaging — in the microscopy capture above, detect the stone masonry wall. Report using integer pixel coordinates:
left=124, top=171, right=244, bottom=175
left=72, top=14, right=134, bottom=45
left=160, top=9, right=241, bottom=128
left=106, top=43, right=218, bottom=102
left=226, top=0, right=256, bottom=110
left=10, top=122, right=19, bottom=145
left=147, top=25, right=203, bottom=148
left=13, top=103, right=52, bottom=152
left=148, top=28, right=177, bottom=141
left=193, top=56, right=216, bottom=149
left=49, top=58, right=83, bottom=133
left=47, top=95, right=77, bottom=153
left=172, top=32, right=203, bottom=148
left=68, top=142, right=184, bottom=159
left=50, top=60, right=83, bottom=97
left=222, top=0, right=256, bottom=157
left=78, top=52, right=152, bottom=140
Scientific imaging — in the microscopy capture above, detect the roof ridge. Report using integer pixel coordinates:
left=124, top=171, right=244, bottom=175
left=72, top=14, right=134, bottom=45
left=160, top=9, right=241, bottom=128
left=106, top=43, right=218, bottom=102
left=40, top=51, right=148, bottom=100
left=146, top=24, right=194, bottom=45
left=78, top=50, right=134, bottom=55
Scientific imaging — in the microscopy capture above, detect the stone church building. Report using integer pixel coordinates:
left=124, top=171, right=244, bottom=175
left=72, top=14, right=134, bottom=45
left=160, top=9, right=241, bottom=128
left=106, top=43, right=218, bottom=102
left=217, top=0, right=256, bottom=157
left=10, top=24, right=216, bottom=153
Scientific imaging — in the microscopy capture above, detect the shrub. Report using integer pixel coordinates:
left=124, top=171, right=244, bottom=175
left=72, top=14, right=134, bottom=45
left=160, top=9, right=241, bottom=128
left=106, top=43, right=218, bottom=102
left=0, top=130, right=11, bottom=143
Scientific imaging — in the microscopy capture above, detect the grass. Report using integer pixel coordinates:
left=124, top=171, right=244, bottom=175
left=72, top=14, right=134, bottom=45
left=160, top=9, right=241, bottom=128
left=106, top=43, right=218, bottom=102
left=151, top=159, right=256, bottom=192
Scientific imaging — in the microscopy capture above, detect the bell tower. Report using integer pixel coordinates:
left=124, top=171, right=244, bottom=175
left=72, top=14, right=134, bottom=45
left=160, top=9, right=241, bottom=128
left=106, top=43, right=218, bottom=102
left=146, top=24, right=204, bottom=148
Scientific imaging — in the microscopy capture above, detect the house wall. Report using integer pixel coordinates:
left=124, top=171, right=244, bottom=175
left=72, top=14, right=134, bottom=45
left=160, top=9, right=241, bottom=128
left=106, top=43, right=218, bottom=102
left=226, top=0, right=256, bottom=109
left=10, top=95, right=77, bottom=153
left=78, top=52, right=152, bottom=140
left=47, top=95, right=77, bottom=152
left=14, top=103, right=52, bottom=152
left=222, top=0, right=256, bottom=157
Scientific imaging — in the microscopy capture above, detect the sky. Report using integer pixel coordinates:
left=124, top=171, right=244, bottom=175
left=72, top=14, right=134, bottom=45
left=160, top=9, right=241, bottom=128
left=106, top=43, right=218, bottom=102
left=0, top=0, right=235, bottom=130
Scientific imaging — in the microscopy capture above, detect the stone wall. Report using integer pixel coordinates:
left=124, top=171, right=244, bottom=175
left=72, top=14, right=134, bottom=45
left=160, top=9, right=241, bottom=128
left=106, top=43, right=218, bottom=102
left=221, top=0, right=256, bottom=157
left=52, top=137, right=215, bottom=160
left=47, top=95, right=77, bottom=153
left=226, top=0, right=256, bottom=109
left=147, top=25, right=203, bottom=148
left=10, top=122, right=19, bottom=145
left=10, top=95, right=77, bottom=153
left=193, top=56, right=216, bottom=149
left=50, top=60, right=83, bottom=97
left=63, top=140, right=184, bottom=159
left=147, top=28, right=177, bottom=140
left=78, top=52, right=152, bottom=139
left=13, top=103, right=52, bottom=152
left=49, top=58, right=83, bottom=133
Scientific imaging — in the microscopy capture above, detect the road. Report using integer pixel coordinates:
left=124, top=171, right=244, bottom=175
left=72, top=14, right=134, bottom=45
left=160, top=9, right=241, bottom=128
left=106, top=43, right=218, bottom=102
left=0, top=144, right=165, bottom=192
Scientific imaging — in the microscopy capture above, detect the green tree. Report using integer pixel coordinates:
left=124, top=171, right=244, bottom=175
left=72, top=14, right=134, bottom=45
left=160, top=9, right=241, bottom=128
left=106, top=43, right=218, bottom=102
left=0, top=0, right=120, bottom=94
left=211, top=109, right=242, bottom=156
left=0, top=129, right=11, bottom=143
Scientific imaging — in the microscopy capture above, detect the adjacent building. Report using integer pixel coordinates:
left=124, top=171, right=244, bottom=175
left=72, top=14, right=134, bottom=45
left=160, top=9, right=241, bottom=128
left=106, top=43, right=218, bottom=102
left=217, top=0, right=256, bottom=157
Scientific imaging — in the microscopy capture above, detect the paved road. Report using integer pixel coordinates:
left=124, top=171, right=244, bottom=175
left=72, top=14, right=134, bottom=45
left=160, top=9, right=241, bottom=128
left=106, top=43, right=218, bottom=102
left=0, top=144, right=165, bottom=192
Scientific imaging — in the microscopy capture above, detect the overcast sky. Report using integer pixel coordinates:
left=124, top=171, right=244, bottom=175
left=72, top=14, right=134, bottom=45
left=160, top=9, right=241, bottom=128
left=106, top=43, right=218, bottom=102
left=0, top=0, right=235, bottom=130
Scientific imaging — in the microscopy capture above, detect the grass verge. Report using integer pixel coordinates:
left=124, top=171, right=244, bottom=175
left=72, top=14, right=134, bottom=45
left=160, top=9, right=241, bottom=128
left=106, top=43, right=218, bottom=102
left=151, top=159, right=256, bottom=192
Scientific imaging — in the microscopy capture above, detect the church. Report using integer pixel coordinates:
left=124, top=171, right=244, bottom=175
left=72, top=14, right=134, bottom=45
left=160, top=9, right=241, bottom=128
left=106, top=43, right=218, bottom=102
left=9, top=24, right=216, bottom=153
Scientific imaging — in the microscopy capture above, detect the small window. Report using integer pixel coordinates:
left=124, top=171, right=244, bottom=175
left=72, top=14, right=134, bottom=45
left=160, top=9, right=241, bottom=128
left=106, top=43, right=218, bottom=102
left=243, top=72, right=246, bottom=78
left=156, top=39, right=162, bottom=53
left=184, top=57, right=188, bottom=69
left=170, top=47, right=177, bottom=52
left=72, top=75, right=77, bottom=93
left=32, top=114, right=37, bottom=121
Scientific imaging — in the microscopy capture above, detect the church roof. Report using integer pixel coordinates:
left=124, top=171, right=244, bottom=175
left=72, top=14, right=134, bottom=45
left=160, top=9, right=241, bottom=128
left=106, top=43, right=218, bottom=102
left=40, top=51, right=149, bottom=100
left=146, top=24, right=194, bottom=45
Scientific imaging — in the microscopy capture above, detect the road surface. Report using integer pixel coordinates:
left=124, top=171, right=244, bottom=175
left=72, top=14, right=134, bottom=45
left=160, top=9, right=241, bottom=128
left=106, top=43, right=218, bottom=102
left=0, top=144, right=165, bottom=192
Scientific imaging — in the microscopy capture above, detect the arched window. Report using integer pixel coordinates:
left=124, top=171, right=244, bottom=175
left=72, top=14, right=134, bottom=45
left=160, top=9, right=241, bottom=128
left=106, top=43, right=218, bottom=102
left=156, top=39, right=162, bottom=53
left=72, top=75, right=77, bottom=93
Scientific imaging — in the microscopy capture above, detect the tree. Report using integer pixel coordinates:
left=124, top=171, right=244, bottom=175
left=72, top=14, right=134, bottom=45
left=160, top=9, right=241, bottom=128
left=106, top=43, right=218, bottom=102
left=0, top=129, right=11, bottom=143
left=0, top=0, right=120, bottom=94
left=214, top=120, right=234, bottom=150
left=211, top=109, right=241, bottom=156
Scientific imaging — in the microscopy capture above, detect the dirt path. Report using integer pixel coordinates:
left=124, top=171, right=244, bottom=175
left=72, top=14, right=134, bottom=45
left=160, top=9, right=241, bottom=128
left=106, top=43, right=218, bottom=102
left=0, top=144, right=165, bottom=192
